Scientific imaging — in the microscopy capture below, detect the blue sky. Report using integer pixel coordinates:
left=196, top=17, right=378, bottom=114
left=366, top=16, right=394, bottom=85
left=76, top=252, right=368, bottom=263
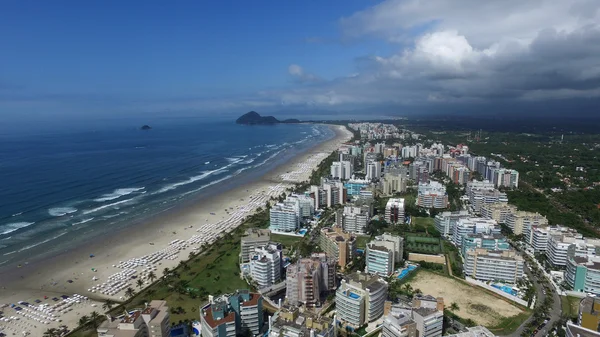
left=1, top=0, right=599, bottom=120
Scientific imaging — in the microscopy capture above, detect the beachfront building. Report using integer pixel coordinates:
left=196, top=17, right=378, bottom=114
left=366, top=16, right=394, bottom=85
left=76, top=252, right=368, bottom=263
left=336, top=272, right=388, bottom=328
left=97, top=300, right=171, bottom=337
left=452, top=217, right=500, bottom=247
left=200, top=290, right=264, bottom=337
left=310, top=180, right=347, bottom=209
left=480, top=202, right=517, bottom=225
left=319, top=226, right=356, bottom=270
left=269, top=304, right=336, bottom=337
left=417, top=181, right=448, bottom=209
left=249, top=243, right=282, bottom=289
left=434, top=210, right=470, bottom=238
left=240, top=228, right=271, bottom=263
left=463, top=248, right=524, bottom=283
left=336, top=205, right=370, bottom=234
left=412, top=307, right=444, bottom=337
left=385, top=198, right=405, bottom=224
left=505, top=211, right=547, bottom=236
left=269, top=202, right=299, bottom=233
left=461, top=233, right=510, bottom=257
left=331, top=160, right=354, bottom=180
left=286, top=193, right=315, bottom=219
left=285, top=253, right=336, bottom=307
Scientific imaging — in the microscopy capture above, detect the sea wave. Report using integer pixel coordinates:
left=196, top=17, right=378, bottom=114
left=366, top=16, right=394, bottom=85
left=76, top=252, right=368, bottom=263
left=226, top=156, right=247, bottom=164
left=48, top=207, right=78, bottom=217
left=94, top=187, right=145, bottom=202
left=0, top=222, right=35, bottom=235
left=82, top=198, right=137, bottom=215
left=156, top=166, right=230, bottom=194
left=17, top=232, right=67, bottom=253
left=72, top=218, right=94, bottom=226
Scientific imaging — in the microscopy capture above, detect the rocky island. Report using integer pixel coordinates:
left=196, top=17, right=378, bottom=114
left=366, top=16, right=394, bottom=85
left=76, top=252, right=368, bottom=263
left=235, top=111, right=300, bottom=125
left=140, top=125, right=152, bottom=130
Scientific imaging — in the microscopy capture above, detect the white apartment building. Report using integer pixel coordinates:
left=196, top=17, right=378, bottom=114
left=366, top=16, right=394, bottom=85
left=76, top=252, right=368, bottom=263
left=525, top=225, right=578, bottom=253
left=240, top=228, right=271, bottom=263
left=331, top=161, right=354, bottom=180
left=385, top=198, right=405, bottom=224
left=97, top=300, right=171, bottom=337
left=286, top=193, right=315, bottom=219
left=463, top=248, right=524, bottom=283
left=269, top=203, right=299, bottom=233
left=339, top=205, right=370, bottom=234
left=249, top=244, right=282, bottom=289
left=506, top=211, right=547, bottom=236
left=381, top=312, right=417, bottom=337
left=548, top=235, right=600, bottom=267
left=366, top=161, right=382, bottom=181
left=412, top=308, right=443, bottom=337
left=468, top=188, right=509, bottom=214
left=365, top=242, right=394, bottom=276
left=417, top=181, right=448, bottom=209
left=336, top=273, right=388, bottom=328
left=480, top=202, right=517, bottom=225
left=452, top=217, right=500, bottom=247
left=434, top=210, right=470, bottom=238
left=285, top=254, right=336, bottom=307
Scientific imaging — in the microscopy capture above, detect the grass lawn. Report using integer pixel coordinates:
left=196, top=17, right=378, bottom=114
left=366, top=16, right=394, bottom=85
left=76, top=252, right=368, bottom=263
left=355, top=235, right=372, bottom=249
left=405, top=234, right=441, bottom=254
left=411, top=216, right=435, bottom=228
left=488, top=311, right=532, bottom=335
left=271, top=233, right=303, bottom=250
left=561, top=295, right=581, bottom=319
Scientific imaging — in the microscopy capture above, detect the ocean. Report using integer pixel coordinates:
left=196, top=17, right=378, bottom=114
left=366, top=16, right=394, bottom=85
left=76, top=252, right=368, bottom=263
left=0, top=117, right=333, bottom=267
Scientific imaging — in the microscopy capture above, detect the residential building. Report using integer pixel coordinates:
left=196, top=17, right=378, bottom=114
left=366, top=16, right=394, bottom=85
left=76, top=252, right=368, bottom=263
left=345, top=178, right=370, bottom=196
left=566, top=322, right=600, bottom=337
left=491, top=168, right=519, bottom=188
left=446, top=326, right=496, bottom=337
left=468, top=188, right=508, bottom=214
left=97, top=300, right=171, bottom=337
left=269, top=305, right=336, bottom=337
left=366, top=242, right=395, bottom=276
left=578, top=296, right=600, bottom=332
left=200, top=290, right=263, bottom=337
left=506, top=211, right=547, bottom=236
left=240, top=228, right=271, bottom=263
left=287, top=193, right=315, bottom=219
left=525, top=225, right=578, bottom=253
left=463, top=248, right=524, bottom=283
left=366, top=161, right=382, bottom=181
left=412, top=307, right=443, bottom=337
left=336, top=272, right=388, bottom=328
left=319, top=227, right=356, bottom=270
left=381, top=311, right=417, bottom=337
left=480, top=202, right=517, bottom=225
left=269, top=202, right=299, bottom=233
left=310, top=180, right=347, bottom=209
left=566, top=254, right=600, bottom=296
left=434, top=210, right=470, bottom=238
left=381, top=172, right=408, bottom=195
left=331, top=161, right=354, bottom=180
left=285, top=253, right=336, bottom=307
left=337, top=205, right=370, bottom=234
left=452, top=217, right=500, bottom=247
left=385, top=198, right=405, bottom=224
left=461, top=233, right=510, bottom=257
left=412, top=294, right=444, bottom=312
left=249, top=243, right=282, bottom=289
left=548, top=234, right=600, bottom=268
left=417, top=181, right=448, bottom=209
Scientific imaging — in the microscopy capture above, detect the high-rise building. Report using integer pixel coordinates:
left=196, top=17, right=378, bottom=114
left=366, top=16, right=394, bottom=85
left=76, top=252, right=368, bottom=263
left=336, top=272, right=388, bottom=328
left=506, top=211, right=547, bottom=236
left=434, top=210, right=470, bottom=238
left=319, top=227, right=356, bottom=270
left=463, top=248, right=524, bottom=283
left=249, top=243, right=282, bottom=289
left=480, top=202, right=517, bottom=225
left=200, top=290, right=264, bottom=337
left=385, top=198, right=405, bottom=224
left=285, top=253, right=336, bottom=307
left=286, top=193, right=316, bottom=219
left=366, top=161, right=382, bottom=181
left=577, top=296, right=600, bottom=332
left=269, top=203, right=299, bottom=233
left=452, top=217, right=500, bottom=247
left=468, top=188, right=508, bottom=214
left=417, top=181, right=448, bottom=209
left=381, top=311, right=417, bottom=337
left=366, top=242, right=395, bottom=276
left=337, top=205, right=370, bottom=234
left=331, top=161, right=354, bottom=180
left=412, top=307, right=443, bottom=337
left=461, top=233, right=510, bottom=257
left=97, top=300, right=171, bottom=337
left=240, top=228, right=271, bottom=263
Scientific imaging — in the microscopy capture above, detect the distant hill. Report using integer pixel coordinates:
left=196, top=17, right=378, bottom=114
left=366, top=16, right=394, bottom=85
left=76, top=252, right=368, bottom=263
left=235, top=111, right=300, bottom=125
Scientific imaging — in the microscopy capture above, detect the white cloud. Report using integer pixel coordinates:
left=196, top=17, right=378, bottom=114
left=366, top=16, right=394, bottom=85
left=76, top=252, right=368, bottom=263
left=288, top=64, right=320, bottom=83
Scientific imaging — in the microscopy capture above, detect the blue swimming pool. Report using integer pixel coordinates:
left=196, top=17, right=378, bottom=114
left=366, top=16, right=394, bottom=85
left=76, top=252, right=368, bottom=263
left=397, top=265, right=417, bottom=279
left=349, top=292, right=360, bottom=299
left=299, top=229, right=307, bottom=235
left=492, top=284, right=518, bottom=296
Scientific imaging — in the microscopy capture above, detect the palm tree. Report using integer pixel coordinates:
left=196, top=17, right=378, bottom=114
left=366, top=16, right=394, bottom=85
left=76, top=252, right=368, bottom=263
left=136, top=279, right=144, bottom=289
left=102, top=299, right=115, bottom=312
left=86, top=311, right=102, bottom=330
left=450, top=302, right=459, bottom=311
left=148, top=271, right=157, bottom=283
left=125, top=286, right=135, bottom=299
left=78, top=315, right=89, bottom=327
left=43, top=328, right=60, bottom=337
left=162, top=267, right=170, bottom=278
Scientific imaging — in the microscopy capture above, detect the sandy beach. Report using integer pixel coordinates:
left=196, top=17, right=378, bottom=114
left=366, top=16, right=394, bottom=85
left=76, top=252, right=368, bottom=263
left=0, top=124, right=353, bottom=336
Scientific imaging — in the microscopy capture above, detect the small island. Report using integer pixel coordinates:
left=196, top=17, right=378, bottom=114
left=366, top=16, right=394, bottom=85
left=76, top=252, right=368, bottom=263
left=235, top=111, right=300, bottom=125
left=140, top=125, right=152, bottom=130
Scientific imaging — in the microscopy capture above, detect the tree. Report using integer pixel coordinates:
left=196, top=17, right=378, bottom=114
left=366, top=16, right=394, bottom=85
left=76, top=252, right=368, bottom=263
left=125, top=286, right=135, bottom=299
left=450, top=302, right=459, bottom=311
left=78, top=315, right=89, bottom=327
left=148, top=271, right=157, bottom=283
left=136, top=279, right=144, bottom=289
left=102, top=299, right=115, bottom=312
left=89, top=311, right=102, bottom=329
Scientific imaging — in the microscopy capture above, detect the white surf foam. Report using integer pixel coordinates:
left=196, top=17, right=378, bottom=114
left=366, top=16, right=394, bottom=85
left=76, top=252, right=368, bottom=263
left=82, top=198, right=136, bottom=215
left=94, top=187, right=145, bottom=202
left=48, top=207, right=78, bottom=217
left=72, top=218, right=94, bottom=226
left=0, top=222, right=35, bottom=235
left=156, top=166, right=229, bottom=194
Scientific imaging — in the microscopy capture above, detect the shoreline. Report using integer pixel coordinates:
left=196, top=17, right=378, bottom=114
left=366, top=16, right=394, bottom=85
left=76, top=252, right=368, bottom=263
left=0, top=124, right=353, bottom=336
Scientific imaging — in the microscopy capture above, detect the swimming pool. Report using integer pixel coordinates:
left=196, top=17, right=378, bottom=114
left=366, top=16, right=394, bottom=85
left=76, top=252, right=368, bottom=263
left=348, top=292, right=360, bottom=299
left=492, top=284, right=518, bottom=296
left=397, top=265, right=417, bottom=279
left=299, top=229, right=307, bottom=235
